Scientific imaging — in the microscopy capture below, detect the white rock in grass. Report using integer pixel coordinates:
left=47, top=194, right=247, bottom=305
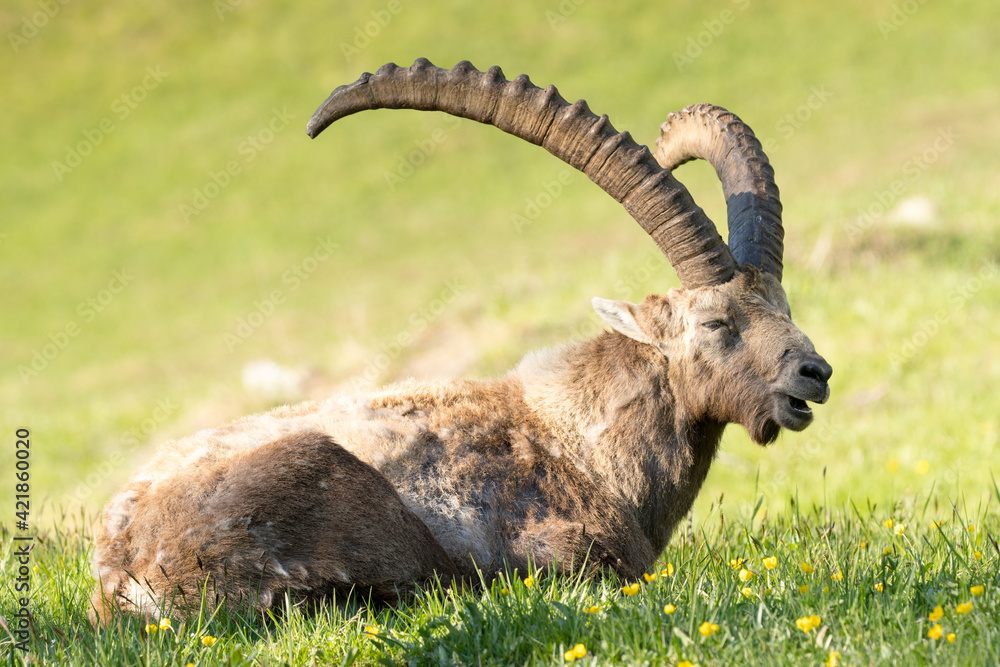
left=888, top=195, right=936, bottom=226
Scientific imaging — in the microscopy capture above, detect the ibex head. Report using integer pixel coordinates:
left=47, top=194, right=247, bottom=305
left=309, top=60, right=832, bottom=446
left=594, top=267, right=830, bottom=445
left=590, top=103, right=831, bottom=444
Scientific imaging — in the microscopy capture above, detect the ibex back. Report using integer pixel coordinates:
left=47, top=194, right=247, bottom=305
left=92, top=59, right=831, bottom=622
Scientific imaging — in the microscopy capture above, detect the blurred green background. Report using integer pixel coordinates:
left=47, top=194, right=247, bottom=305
left=1, top=0, right=997, bottom=524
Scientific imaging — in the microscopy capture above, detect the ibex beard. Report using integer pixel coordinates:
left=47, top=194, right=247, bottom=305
left=91, top=59, right=831, bottom=623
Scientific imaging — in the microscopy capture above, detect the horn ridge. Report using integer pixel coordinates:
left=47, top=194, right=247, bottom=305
left=309, top=59, right=739, bottom=288
left=655, top=103, right=784, bottom=281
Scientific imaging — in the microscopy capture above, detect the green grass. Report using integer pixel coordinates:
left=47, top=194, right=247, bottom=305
left=3, top=488, right=998, bottom=665
left=1, top=0, right=999, bottom=663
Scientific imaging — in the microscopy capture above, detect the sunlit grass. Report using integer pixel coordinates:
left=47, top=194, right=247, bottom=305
left=3, top=485, right=997, bottom=665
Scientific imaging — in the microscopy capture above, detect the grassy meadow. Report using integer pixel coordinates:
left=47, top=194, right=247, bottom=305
left=1, top=0, right=998, bottom=664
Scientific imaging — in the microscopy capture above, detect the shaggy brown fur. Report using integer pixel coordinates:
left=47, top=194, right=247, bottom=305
left=91, top=431, right=459, bottom=623
left=92, top=266, right=830, bottom=622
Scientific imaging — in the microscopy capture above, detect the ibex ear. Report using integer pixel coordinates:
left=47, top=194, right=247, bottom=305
left=592, top=297, right=653, bottom=345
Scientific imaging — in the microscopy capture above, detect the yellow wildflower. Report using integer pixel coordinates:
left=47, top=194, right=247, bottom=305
left=662, top=563, right=675, bottom=577
left=500, top=587, right=509, bottom=595
left=822, top=586, right=830, bottom=594
left=929, top=606, right=943, bottom=622
left=678, top=662, right=694, bottom=667
left=947, top=633, right=956, bottom=643
left=763, top=556, right=778, bottom=569
left=643, top=572, right=657, bottom=583
left=584, top=604, right=601, bottom=614
left=932, top=521, right=941, bottom=529
left=798, top=584, right=810, bottom=594
left=524, top=575, right=534, bottom=587
left=663, top=604, right=676, bottom=614
left=201, top=635, right=217, bottom=646
left=363, top=625, right=379, bottom=637
left=825, top=650, right=841, bottom=667
left=831, top=571, right=843, bottom=582
left=956, top=601, right=973, bottom=614
left=795, top=615, right=821, bottom=633
left=875, top=583, right=884, bottom=592
left=860, top=541, right=868, bottom=549
left=883, top=547, right=893, bottom=556
left=741, top=587, right=753, bottom=598
left=968, top=524, right=976, bottom=533
left=800, top=562, right=814, bottom=574
left=564, top=643, right=587, bottom=661
left=970, top=585, right=984, bottom=597
left=144, top=624, right=158, bottom=635
left=698, top=621, right=719, bottom=637
left=915, top=460, right=929, bottom=475
left=738, top=568, right=753, bottom=582
left=973, top=550, right=982, bottom=560
left=622, top=583, right=640, bottom=596
left=729, top=558, right=744, bottom=570
left=886, top=459, right=899, bottom=473
left=894, top=523, right=905, bottom=536
left=883, top=519, right=895, bottom=529
left=927, top=624, right=943, bottom=640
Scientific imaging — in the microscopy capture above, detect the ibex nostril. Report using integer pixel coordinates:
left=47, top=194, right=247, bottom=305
left=799, top=358, right=833, bottom=383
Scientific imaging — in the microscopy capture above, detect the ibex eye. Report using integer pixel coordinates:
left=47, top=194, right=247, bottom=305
left=702, top=320, right=728, bottom=331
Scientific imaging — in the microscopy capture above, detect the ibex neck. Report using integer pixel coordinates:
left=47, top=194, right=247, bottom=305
left=516, top=331, right=723, bottom=554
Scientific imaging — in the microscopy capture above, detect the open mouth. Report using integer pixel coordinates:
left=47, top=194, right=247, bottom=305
left=776, top=393, right=815, bottom=431
left=787, top=395, right=812, bottom=416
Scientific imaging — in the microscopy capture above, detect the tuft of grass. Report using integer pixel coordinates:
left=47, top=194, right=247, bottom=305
left=2, top=493, right=997, bottom=665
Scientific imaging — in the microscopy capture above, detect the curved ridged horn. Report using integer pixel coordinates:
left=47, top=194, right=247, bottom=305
left=308, top=59, right=738, bottom=289
left=654, top=103, right=783, bottom=282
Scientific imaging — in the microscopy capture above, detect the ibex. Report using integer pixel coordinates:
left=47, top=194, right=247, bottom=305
left=92, top=59, right=832, bottom=622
